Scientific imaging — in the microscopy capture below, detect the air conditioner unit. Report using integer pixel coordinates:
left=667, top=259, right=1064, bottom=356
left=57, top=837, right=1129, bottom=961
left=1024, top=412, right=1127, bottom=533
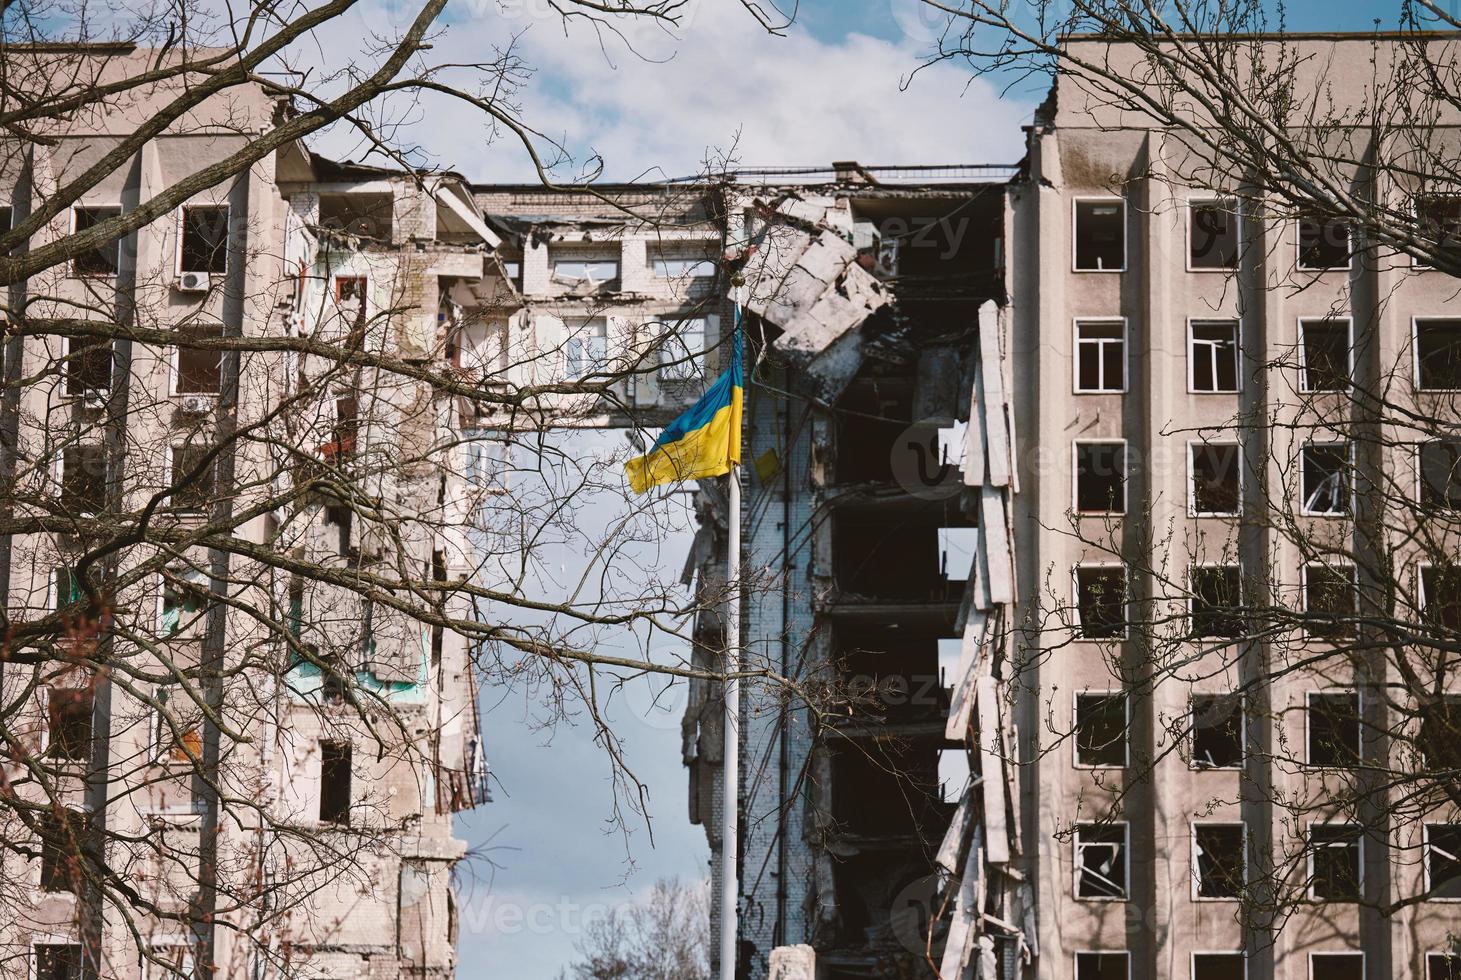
left=176, top=271, right=211, bottom=293
left=177, top=394, right=213, bottom=414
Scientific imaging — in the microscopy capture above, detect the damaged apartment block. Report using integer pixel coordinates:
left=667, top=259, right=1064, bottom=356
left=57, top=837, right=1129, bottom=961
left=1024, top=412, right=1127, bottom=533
left=678, top=164, right=1026, bottom=979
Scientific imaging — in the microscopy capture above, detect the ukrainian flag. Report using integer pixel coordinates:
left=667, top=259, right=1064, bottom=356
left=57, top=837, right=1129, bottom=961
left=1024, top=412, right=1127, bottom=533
left=625, top=329, right=742, bottom=494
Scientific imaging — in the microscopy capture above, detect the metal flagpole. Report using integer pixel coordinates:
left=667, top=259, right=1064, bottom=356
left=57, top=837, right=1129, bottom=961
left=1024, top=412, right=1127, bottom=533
left=719, top=305, right=743, bottom=980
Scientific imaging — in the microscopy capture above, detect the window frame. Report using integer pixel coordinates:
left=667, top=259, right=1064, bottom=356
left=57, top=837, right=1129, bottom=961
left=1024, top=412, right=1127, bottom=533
left=1073, top=820, right=1130, bottom=901
left=1187, top=318, right=1242, bottom=394
left=1189, top=563, right=1244, bottom=639
left=1302, top=563, right=1359, bottom=640
left=319, top=738, right=353, bottom=826
left=1072, top=196, right=1128, bottom=273
left=1191, top=952, right=1249, bottom=980
left=1190, top=821, right=1247, bottom=902
left=1073, top=564, right=1128, bottom=640
left=1413, top=316, right=1461, bottom=393
left=1410, top=192, right=1461, bottom=270
left=57, top=442, right=107, bottom=516
left=658, top=315, right=713, bottom=383
left=175, top=203, right=230, bottom=277
left=1188, top=440, right=1243, bottom=518
left=1416, top=439, right=1461, bottom=510
left=157, top=567, right=209, bottom=639
left=1072, top=439, right=1128, bottom=516
left=1075, top=951, right=1131, bottom=980
left=1309, top=953, right=1366, bottom=980
left=1296, top=214, right=1354, bottom=272
left=1306, top=822, right=1364, bottom=902
left=1186, top=196, right=1241, bottom=273
left=165, top=441, right=215, bottom=515
left=1427, top=953, right=1461, bottom=980
left=1299, top=441, right=1353, bottom=517
left=70, top=204, right=122, bottom=278
left=32, top=941, right=84, bottom=980
left=1424, top=822, right=1461, bottom=901
left=1298, top=316, right=1354, bottom=393
left=1072, top=689, right=1130, bottom=770
left=1072, top=317, right=1128, bottom=394
left=563, top=315, right=610, bottom=380
left=333, top=275, right=368, bottom=308
left=1189, top=691, right=1246, bottom=771
left=168, top=323, right=224, bottom=397
left=1305, top=688, right=1363, bottom=768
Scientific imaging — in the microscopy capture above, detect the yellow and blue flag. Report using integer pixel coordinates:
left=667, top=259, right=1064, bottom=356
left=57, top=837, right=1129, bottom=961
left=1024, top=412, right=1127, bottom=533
left=625, top=325, right=742, bottom=494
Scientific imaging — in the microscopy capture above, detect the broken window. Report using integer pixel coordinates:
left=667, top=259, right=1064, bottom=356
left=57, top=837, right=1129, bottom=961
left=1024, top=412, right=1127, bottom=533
left=72, top=205, right=121, bottom=276
left=1194, top=953, right=1246, bottom=980
left=62, top=444, right=106, bottom=515
left=1190, top=320, right=1240, bottom=392
left=1190, top=199, right=1240, bottom=269
left=1074, top=692, right=1128, bottom=767
left=160, top=568, right=208, bottom=638
left=1193, top=824, right=1246, bottom=899
left=1191, top=693, right=1244, bottom=769
left=1075, top=320, right=1125, bottom=392
left=552, top=257, right=619, bottom=287
left=1076, top=953, right=1129, bottom=980
left=1301, top=443, right=1350, bottom=515
left=1191, top=565, right=1243, bottom=638
left=334, top=275, right=367, bottom=305
left=1414, top=194, right=1461, bottom=268
left=651, top=252, right=715, bottom=279
left=659, top=317, right=707, bottom=382
left=153, top=685, right=203, bottom=764
left=319, top=739, right=352, bottom=825
left=1074, top=822, right=1128, bottom=899
left=1420, top=440, right=1461, bottom=510
left=1190, top=443, right=1241, bottom=516
left=170, top=442, right=215, bottom=514
left=173, top=324, right=222, bottom=394
left=178, top=205, right=228, bottom=275
left=1074, top=199, right=1126, bottom=271
left=53, top=566, right=83, bottom=613
left=1309, top=824, right=1362, bottom=901
left=1305, top=565, right=1358, bottom=639
left=1075, top=441, right=1126, bottom=513
left=1075, top=566, right=1126, bottom=639
left=1299, top=319, right=1351, bottom=392
left=34, top=943, right=82, bottom=980
left=1298, top=214, right=1353, bottom=270
left=1427, top=824, right=1461, bottom=898
left=1308, top=691, right=1362, bottom=766
left=318, top=192, right=392, bottom=240
left=39, top=808, right=85, bottom=892
left=1417, top=319, right=1461, bottom=390
left=564, top=317, right=609, bottom=379
left=64, top=335, right=112, bottom=396
left=1311, top=955, right=1364, bottom=980
left=1421, top=566, right=1461, bottom=632
left=46, top=685, right=92, bottom=760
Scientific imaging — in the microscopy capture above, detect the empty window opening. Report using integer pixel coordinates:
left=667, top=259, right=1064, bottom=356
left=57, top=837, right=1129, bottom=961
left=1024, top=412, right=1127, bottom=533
left=1427, top=824, right=1461, bottom=899
left=1298, top=214, right=1353, bottom=270
left=552, top=256, right=619, bottom=287
left=1301, top=443, right=1350, bottom=515
left=170, top=443, right=215, bottom=514
left=1076, top=953, right=1130, bottom=980
left=1075, top=442, right=1126, bottom=514
left=1300, top=319, right=1351, bottom=392
left=46, top=685, right=93, bottom=760
left=659, top=317, right=708, bottom=382
left=1075, top=692, right=1128, bottom=767
left=1310, top=954, right=1364, bottom=980
left=1191, top=693, right=1244, bottom=769
left=1194, top=953, right=1246, bottom=980
left=1075, top=567, right=1126, bottom=639
left=1305, top=566, right=1357, bottom=639
left=174, top=325, right=222, bottom=394
left=1421, top=566, right=1461, bottom=632
left=1308, top=691, right=1362, bottom=766
left=318, top=192, right=392, bottom=240
left=1193, top=824, right=1246, bottom=899
left=319, top=739, right=352, bottom=825
left=1075, top=822, right=1128, bottom=899
left=34, top=944, right=82, bottom=980
left=1428, top=955, right=1461, bottom=980
left=1421, top=440, right=1461, bottom=510
left=1074, top=200, right=1126, bottom=271
left=62, top=444, right=106, bottom=515
left=564, top=317, right=609, bottom=379
left=1191, top=443, right=1241, bottom=516
left=160, top=568, right=209, bottom=638
left=153, top=685, right=202, bottom=763
left=1191, top=566, right=1243, bottom=638
left=333, top=276, right=367, bottom=305
left=179, top=205, right=228, bottom=275
left=65, top=336, right=112, bottom=396
left=1190, top=200, right=1240, bottom=269
left=1309, top=824, right=1362, bottom=901
left=1417, top=319, right=1461, bottom=390
left=39, top=809, right=85, bottom=892
left=72, top=205, right=121, bottom=276
left=1415, top=194, right=1461, bottom=268
left=1191, top=320, right=1240, bottom=392
left=1075, top=320, right=1125, bottom=392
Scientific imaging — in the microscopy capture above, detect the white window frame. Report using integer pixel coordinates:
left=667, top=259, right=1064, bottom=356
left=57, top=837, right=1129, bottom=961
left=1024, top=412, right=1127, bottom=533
left=551, top=256, right=620, bottom=286
left=1189, top=563, right=1242, bottom=639
left=70, top=203, right=122, bottom=278
left=1072, top=439, right=1128, bottom=516
left=1417, top=561, right=1457, bottom=622
left=168, top=323, right=223, bottom=398
left=157, top=567, right=209, bottom=638
left=1299, top=441, right=1353, bottom=517
left=141, top=939, right=197, bottom=980
left=463, top=435, right=510, bottom=496
left=650, top=255, right=716, bottom=279
left=1309, top=952, right=1366, bottom=980
left=164, top=442, right=212, bottom=515
left=1423, top=823, right=1461, bottom=901
left=1297, top=317, right=1354, bottom=393
left=151, top=684, right=200, bottom=765
left=175, top=203, right=230, bottom=277
left=1413, top=316, right=1461, bottom=393
left=1415, top=439, right=1461, bottom=509
left=563, top=316, right=610, bottom=380
left=1189, top=691, right=1246, bottom=771
left=31, top=938, right=83, bottom=980
left=1410, top=191, right=1461, bottom=270
left=1187, top=196, right=1241, bottom=273
left=1191, top=951, right=1248, bottom=980
left=1304, top=687, right=1362, bottom=768
left=658, top=315, right=712, bottom=382
left=63, top=334, right=112, bottom=398
left=1296, top=214, right=1354, bottom=272
left=1072, top=317, right=1128, bottom=394
left=1073, top=820, right=1130, bottom=901
left=1188, top=440, right=1244, bottom=518
left=1071, top=196, right=1128, bottom=273
left=1073, top=563, right=1129, bottom=640
left=1426, top=953, right=1461, bottom=979
left=1301, top=563, right=1359, bottom=641
left=1306, top=821, right=1364, bottom=901
left=56, top=441, right=106, bottom=516
left=1075, top=952, right=1131, bottom=980
left=1190, top=822, right=1246, bottom=902
left=1187, top=318, right=1242, bottom=393
left=1072, top=689, right=1129, bottom=770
